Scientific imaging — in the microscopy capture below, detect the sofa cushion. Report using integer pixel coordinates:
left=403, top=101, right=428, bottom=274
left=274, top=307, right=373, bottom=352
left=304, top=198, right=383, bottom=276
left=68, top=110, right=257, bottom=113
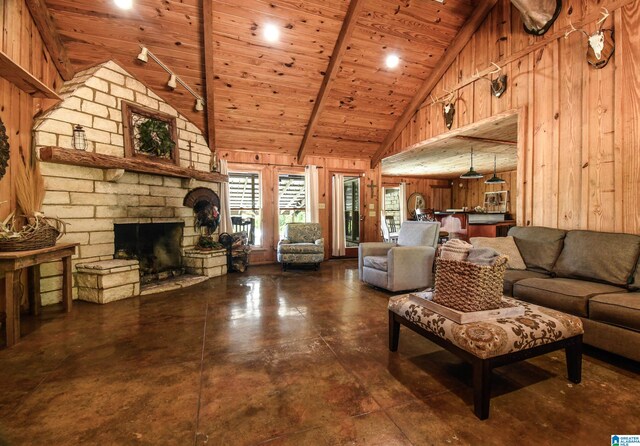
left=553, top=230, right=640, bottom=287
left=278, top=243, right=324, bottom=254
left=397, top=221, right=440, bottom=248
left=508, top=227, right=567, bottom=273
left=589, top=293, right=640, bottom=332
left=503, top=269, right=550, bottom=297
left=629, top=258, right=640, bottom=291
left=513, top=278, right=624, bottom=317
left=363, top=255, right=388, bottom=272
left=283, top=223, right=322, bottom=244
left=470, top=236, right=526, bottom=270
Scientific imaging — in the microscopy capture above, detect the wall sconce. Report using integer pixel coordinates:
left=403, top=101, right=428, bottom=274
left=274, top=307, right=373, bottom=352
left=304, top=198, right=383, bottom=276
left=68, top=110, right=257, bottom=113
left=73, top=124, right=87, bottom=150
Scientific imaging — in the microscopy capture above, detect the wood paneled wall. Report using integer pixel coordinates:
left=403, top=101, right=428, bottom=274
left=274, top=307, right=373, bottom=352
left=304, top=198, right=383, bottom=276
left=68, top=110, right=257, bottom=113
left=452, top=170, right=517, bottom=215
left=0, top=0, right=63, bottom=219
left=219, top=150, right=382, bottom=264
left=385, top=0, right=640, bottom=234
left=381, top=176, right=452, bottom=211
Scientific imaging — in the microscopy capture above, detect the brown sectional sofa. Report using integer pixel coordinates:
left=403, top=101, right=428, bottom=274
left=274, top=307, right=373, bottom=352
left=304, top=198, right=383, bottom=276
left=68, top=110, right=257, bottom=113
left=504, top=226, right=640, bottom=362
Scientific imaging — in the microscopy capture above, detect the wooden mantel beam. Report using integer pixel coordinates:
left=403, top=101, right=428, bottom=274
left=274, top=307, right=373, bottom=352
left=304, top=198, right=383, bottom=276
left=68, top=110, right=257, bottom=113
left=370, top=0, right=498, bottom=168
left=25, top=0, right=74, bottom=81
left=202, top=0, right=217, bottom=156
left=297, top=0, right=365, bottom=164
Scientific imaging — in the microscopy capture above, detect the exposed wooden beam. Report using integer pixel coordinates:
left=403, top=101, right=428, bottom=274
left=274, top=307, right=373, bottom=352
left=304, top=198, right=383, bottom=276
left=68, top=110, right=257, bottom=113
left=454, top=135, right=518, bottom=146
left=297, top=0, right=365, bottom=164
left=24, top=0, right=74, bottom=81
left=370, top=0, right=498, bottom=168
left=202, top=0, right=217, bottom=155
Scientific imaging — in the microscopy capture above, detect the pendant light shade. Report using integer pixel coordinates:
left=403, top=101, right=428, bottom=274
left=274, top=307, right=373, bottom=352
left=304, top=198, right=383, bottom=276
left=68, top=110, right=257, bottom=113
left=460, top=148, right=484, bottom=179
left=485, top=155, right=506, bottom=184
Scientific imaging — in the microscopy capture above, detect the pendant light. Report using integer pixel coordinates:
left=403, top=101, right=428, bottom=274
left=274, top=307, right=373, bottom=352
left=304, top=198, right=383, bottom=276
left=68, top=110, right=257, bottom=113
left=460, top=148, right=484, bottom=179
left=485, top=155, right=506, bottom=184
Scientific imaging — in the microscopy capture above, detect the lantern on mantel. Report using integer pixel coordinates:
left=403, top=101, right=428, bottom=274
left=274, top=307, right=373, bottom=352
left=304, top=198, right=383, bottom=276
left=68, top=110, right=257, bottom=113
left=72, top=124, right=87, bottom=150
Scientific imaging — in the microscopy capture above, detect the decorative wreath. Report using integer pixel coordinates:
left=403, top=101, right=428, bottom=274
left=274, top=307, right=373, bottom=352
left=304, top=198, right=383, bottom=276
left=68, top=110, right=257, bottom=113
left=0, top=118, right=10, bottom=181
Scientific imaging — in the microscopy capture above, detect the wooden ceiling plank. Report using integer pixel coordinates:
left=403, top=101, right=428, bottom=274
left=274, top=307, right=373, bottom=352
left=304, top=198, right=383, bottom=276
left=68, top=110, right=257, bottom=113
left=296, top=0, right=366, bottom=164
left=25, top=0, right=75, bottom=80
left=203, top=0, right=216, bottom=154
left=370, top=0, right=499, bottom=168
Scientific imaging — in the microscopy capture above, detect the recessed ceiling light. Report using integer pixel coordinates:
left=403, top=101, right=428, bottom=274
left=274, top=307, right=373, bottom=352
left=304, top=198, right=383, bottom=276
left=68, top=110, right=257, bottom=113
left=263, top=24, right=280, bottom=43
left=385, top=54, right=400, bottom=69
left=114, top=0, right=132, bottom=9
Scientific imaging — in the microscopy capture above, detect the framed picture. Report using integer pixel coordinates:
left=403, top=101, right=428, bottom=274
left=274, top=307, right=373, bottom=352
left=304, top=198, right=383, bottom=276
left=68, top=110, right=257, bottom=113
left=484, top=191, right=509, bottom=213
left=122, top=101, right=179, bottom=165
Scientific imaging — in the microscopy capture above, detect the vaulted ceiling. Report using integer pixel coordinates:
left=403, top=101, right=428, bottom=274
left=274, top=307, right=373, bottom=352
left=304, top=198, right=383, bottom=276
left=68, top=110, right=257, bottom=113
left=45, top=0, right=477, bottom=160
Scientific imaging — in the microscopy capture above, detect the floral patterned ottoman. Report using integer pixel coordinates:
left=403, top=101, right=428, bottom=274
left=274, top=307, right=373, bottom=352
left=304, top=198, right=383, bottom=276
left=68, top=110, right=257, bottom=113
left=388, top=294, right=584, bottom=419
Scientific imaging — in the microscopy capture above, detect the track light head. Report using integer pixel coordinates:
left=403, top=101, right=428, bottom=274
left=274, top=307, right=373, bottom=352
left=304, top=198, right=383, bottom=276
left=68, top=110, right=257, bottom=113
left=137, top=47, right=149, bottom=63
left=167, top=74, right=177, bottom=89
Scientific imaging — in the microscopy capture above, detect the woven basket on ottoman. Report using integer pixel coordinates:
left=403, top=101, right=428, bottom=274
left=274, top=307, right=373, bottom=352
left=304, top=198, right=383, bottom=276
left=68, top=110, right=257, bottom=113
left=433, top=256, right=508, bottom=312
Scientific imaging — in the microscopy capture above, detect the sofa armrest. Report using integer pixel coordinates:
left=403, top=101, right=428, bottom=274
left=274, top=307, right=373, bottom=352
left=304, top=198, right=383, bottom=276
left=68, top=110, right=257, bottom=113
left=358, top=242, right=396, bottom=279
left=315, top=238, right=324, bottom=246
left=278, top=238, right=291, bottom=247
left=388, top=246, right=436, bottom=291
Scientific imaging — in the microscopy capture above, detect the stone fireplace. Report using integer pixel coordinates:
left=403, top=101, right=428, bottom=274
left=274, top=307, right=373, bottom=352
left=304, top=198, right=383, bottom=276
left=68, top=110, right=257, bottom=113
left=32, top=61, right=227, bottom=305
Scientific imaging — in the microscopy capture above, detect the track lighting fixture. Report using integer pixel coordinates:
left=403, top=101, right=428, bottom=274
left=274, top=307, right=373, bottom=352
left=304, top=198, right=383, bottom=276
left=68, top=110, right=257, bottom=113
left=137, top=47, right=149, bottom=63
left=135, top=44, right=205, bottom=112
left=167, top=74, right=177, bottom=89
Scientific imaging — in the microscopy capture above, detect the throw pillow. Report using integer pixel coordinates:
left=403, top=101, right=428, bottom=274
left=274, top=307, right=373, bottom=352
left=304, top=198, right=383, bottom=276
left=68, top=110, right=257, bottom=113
left=470, top=236, right=526, bottom=270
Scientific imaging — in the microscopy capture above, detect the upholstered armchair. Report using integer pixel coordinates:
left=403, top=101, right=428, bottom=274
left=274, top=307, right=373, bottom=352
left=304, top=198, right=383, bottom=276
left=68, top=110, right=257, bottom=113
left=359, top=221, right=440, bottom=292
left=277, top=223, right=324, bottom=270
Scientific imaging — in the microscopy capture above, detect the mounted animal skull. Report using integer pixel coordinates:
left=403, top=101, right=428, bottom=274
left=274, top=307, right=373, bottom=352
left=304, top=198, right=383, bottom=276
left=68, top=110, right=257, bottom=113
left=431, top=91, right=458, bottom=130
left=565, top=8, right=615, bottom=69
left=475, top=63, right=508, bottom=98
left=511, top=0, right=562, bottom=35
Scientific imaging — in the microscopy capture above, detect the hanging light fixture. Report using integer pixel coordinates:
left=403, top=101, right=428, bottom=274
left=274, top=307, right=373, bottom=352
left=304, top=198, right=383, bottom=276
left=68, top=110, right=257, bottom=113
left=460, top=148, right=484, bottom=179
left=485, top=155, right=506, bottom=184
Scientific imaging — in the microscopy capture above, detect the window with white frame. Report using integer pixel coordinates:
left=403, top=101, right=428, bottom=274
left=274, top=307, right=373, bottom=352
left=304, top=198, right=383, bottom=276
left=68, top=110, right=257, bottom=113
left=229, top=172, right=262, bottom=246
left=278, top=173, right=306, bottom=238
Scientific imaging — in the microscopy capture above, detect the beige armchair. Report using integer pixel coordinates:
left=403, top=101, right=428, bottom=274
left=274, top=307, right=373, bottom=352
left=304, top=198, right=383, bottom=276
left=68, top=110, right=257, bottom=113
left=359, top=221, right=440, bottom=292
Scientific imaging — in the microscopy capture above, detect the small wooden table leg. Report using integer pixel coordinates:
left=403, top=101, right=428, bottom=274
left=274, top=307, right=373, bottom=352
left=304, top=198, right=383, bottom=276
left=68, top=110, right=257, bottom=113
left=4, top=271, right=18, bottom=347
left=565, top=336, right=583, bottom=384
left=472, top=359, right=492, bottom=420
left=28, top=265, right=41, bottom=317
left=62, top=255, right=73, bottom=312
left=389, top=311, right=400, bottom=352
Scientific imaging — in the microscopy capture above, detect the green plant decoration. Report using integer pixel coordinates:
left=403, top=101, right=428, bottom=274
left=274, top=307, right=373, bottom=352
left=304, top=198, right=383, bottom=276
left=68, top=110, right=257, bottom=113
left=136, top=118, right=175, bottom=158
left=0, top=118, right=10, bottom=180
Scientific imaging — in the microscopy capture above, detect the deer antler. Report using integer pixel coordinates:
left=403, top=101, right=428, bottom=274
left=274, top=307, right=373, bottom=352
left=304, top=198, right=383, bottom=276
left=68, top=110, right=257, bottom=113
left=564, top=20, right=590, bottom=39
left=597, top=7, right=610, bottom=27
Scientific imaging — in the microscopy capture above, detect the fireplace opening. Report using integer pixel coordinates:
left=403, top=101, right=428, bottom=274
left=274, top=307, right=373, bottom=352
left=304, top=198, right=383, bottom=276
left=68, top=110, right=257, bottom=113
left=114, top=222, right=184, bottom=284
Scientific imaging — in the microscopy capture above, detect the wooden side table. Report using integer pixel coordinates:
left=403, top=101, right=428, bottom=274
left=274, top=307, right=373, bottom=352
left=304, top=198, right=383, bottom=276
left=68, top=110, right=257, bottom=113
left=0, top=243, right=78, bottom=347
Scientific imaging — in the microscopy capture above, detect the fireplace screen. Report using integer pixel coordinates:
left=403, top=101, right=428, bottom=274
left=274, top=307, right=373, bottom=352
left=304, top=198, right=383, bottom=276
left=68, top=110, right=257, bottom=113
left=114, top=223, right=184, bottom=278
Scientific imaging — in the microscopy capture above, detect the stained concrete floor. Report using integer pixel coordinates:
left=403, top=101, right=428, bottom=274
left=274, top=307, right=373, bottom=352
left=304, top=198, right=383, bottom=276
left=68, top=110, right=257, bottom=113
left=0, top=259, right=638, bottom=445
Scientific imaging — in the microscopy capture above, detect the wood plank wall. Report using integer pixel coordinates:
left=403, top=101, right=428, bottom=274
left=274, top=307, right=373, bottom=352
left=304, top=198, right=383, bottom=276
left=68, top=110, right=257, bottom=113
left=381, top=176, right=452, bottom=211
left=386, top=0, right=640, bottom=234
left=452, top=170, right=517, bottom=217
left=219, top=150, right=382, bottom=264
left=0, top=0, right=62, bottom=219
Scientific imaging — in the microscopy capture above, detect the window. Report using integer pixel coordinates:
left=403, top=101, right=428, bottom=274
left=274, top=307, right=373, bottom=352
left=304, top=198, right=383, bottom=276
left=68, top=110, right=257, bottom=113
left=384, top=187, right=401, bottom=229
left=229, top=172, right=262, bottom=246
left=278, top=173, right=306, bottom=238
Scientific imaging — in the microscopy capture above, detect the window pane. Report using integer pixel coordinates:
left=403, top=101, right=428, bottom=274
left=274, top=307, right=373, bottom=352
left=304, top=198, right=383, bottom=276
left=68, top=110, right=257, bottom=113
left=278, top=173, right=306, bottom=237
left=229, top=172, right=262, bottom=246
left=384, top=188, right=401, bottom=228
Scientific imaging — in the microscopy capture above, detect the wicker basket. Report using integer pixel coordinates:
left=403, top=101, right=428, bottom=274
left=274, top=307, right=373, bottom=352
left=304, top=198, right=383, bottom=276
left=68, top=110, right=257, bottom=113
left=0, top=218, right=65, bottom=252
left=433, top=256, right=508, bottom=312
